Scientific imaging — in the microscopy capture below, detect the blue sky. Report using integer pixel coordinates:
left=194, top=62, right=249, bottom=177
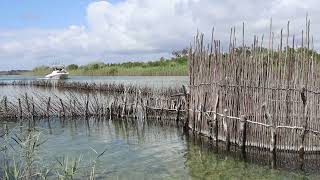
left=0, top=0, right=318, bottom=70
left=0, top=0, right=123, bottom=29
left=1, top=0, right=90, bottom=29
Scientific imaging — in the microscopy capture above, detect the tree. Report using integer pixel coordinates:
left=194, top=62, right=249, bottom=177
left=172, top=48, right=189, bottom=58
left=67, top=64, right=79, bottom=70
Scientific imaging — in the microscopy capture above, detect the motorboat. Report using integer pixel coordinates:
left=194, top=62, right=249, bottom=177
left=45, top=66, right=69, bottom=79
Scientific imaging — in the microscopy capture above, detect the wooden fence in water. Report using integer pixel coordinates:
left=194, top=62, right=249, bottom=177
left=187, top=18, right=320, bottom=156
left=2, top=19, right=320, bottom=160
left=0, top=81, right=186, bottom=124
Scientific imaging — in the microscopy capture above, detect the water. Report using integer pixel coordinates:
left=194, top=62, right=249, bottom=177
left=0, top=75, right=188, bottom=99
left=0, top=75, right=188, bottom=88
left=1, top=75, right=320, bottom=179
left=0, top=118, right=318, bottom=179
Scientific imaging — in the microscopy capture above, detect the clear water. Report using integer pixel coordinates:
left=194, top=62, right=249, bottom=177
left=0, top=118, right=318, bottom=179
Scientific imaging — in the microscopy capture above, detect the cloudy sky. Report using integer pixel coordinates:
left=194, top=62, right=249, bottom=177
left=0, top=0, right=318, bottom=70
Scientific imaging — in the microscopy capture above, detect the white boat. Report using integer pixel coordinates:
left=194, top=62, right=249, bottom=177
left=45, top=66, right=69, bottom=79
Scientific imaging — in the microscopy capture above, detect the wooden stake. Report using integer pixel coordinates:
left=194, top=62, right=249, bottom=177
left=240, top=115, right=247, bottom=155
left=222, top=109, right=230, bottom=151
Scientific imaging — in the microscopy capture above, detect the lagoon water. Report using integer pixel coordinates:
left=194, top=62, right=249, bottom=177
left=0, top=75, right=188, bottom=99
left=0, top=75, right=189, bottom=88
left=1, top=118, right=318, bottom=179
left=1, top=75, right=320, bottom=179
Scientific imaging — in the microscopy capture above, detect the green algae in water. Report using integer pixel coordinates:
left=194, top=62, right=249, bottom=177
left=185, top=144, right=317, bottom=180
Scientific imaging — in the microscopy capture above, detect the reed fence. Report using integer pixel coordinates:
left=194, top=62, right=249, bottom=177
left=187, top=17, right=320, bottom=158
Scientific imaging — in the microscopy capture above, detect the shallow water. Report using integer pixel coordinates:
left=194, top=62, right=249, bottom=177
left=0, top=118, right=319, bottom=179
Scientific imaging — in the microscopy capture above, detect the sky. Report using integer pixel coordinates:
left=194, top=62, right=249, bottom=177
left=0, top=0, right=318, bottom=70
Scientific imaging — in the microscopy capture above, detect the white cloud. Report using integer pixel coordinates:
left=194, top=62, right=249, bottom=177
left=0, top=0, right=319, bottom=70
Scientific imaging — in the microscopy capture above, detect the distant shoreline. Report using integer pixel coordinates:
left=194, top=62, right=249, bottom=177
left=0, top=70, right=31, bottom=75
left=31, top=56, right=188, bottom=77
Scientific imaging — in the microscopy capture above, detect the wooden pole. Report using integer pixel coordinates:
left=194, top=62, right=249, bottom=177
left=262, top=103, right=277, bottom=154
left=110, top=102, right=113, bottom=120
left=263, top=103, right=277, bottom=167
left=4, top=96, right=8, bottom=114
left=85, top=96, right=89, bottom=118
left=299, top=87, right=307, bottom=161
left=73, top=100, right=76, bottom=117
left=31, top=97, right=35, bottom=118
left=183, top=85, right=190, bottom=131
left=176, top=103, right=182, bottom=123
left=46, top=97, right=51, bottom=118
left=121, top=94, right=127, bottom=118
left=145, top=99, right=149, bottom=120
left=60, top=98, right=65, bottom=117
left=222, top=109, right=230, bottom=151
left=270, top=125, right=277, bottom=154
left=200, top=93, right=208, bottom=134
left=18, top=98, right=22, bottom=119
left=192, top=98, right=196, bottom=132
left=214, top=112, right=219, bottom=145
left=240, top=115, right=247, bottom=156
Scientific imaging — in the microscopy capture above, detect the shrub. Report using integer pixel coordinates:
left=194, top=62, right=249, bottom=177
left=67, top=64, right=79, bottom=70
left=108, top=67, right=118, bottom=75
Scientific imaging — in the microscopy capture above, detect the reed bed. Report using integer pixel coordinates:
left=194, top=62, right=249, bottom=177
left=187, top=17, right=320, bottom=157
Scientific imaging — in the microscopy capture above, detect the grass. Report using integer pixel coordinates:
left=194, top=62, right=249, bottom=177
left=31, top=56, right=188, bottom=76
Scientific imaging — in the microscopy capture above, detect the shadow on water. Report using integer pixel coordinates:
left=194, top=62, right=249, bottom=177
left=1, top=117, right=320, bottom=179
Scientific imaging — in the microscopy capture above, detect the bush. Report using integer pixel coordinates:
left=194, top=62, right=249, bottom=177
left=67, top=64, right=79, bottom=70
left=89, top=63, right=101, bottom=70
left=32, top=65, right=51, bottom=75
left=32, top=65, right=50, bottom=71
left=108, top=67, right=118, bottom=75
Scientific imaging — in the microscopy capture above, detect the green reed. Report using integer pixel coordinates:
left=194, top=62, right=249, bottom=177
left=0, top=119, right=106, bottom=180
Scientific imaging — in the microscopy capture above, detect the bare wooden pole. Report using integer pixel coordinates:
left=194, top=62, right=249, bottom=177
left=176, top=103, right=182, bottom=123
left=214, top=112, right=219, bottom=146
left=183, top=85, right=190, bottom=131
left=222, top=109, right=230, bottom=151
left=299, top=87, right=307, bottom=160
left=31, top=97, right=35, bottom=118
left=240, top=115, right=247, bottom=156
left=4, top=96, right=8, bottom=114
left=60, top=98, right=65, bottom=117
left=199, top=92, right=208, bottom=133
left=85, top=96, right=89, bottom=118
left=18, top=98, right=22, bottom=119
left=46, top=97, right=51, bottom=118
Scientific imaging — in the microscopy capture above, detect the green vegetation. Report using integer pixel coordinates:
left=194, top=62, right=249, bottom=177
left=30, top=47, right=320, bottom=77
left=0, top=122, right=106, bottom=179
left=32, top=56, right=188, bottom=76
